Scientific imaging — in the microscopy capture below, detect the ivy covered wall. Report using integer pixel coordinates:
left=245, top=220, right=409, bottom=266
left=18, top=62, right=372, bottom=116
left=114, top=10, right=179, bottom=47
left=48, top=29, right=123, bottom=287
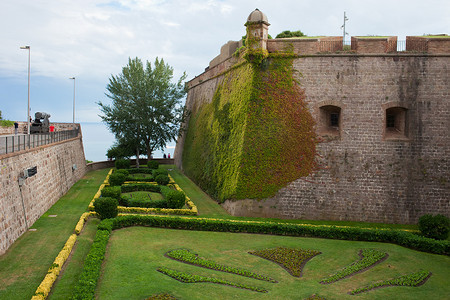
left=182, top=57, right=317, bottom=202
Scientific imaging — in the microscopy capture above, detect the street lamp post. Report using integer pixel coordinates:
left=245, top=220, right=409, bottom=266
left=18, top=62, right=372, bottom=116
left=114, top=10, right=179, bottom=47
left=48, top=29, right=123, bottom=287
left=20, top=46, right=31, bottom=134
left=69, top=77, right=75, bottom=124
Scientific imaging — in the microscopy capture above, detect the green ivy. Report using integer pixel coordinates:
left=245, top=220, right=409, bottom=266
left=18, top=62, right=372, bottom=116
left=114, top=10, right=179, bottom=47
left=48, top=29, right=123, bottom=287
left=182, top=57, right=317, bottom=202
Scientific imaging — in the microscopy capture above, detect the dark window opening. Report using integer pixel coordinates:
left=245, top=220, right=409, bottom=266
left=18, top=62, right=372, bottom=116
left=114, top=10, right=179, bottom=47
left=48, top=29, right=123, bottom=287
left=330, top=113, right=339, bottom=127
left=319, top=105, right=341, bottom=138
left=386, top=113, right=396, bottom=128
left=385, top=107, right=408, bottom=139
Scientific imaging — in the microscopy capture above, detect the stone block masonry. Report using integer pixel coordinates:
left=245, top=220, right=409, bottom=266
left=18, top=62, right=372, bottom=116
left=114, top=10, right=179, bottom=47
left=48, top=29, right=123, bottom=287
left=0, top=127, right=86, bottom=255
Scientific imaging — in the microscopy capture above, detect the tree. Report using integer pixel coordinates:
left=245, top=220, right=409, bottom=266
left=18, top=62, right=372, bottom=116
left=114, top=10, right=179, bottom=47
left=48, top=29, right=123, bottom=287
left=275, top=30, right=305, bottom=39
left=98, top=57, right=187, bottom=166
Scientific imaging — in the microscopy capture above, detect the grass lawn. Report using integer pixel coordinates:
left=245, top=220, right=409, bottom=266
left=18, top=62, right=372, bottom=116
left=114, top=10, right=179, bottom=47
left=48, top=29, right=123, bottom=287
left=0, top=168, right=110, bottom=300
left=97, top=227, right=450, bottom=300
left=1, top=165, right=447, bottom=300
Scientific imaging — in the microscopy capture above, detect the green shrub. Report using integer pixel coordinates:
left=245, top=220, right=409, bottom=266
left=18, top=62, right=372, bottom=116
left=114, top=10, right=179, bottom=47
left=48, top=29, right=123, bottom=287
left=153, top=168, right=169, bottom=177
left=115, top=159, right=130, bottom=169
left=418, top=214, right=450, bottom=240
left=101, top=186, right=121, bottom=200
left=109, top=172, right=127, bottom=186
left=121, top=183, right=161, bottom=193
left=71, top=229, right=111, bottom=299
left=155, top=174, right=170, bottom=185
left=166, top=190, right=186, bottom=209
left=127, top=168, right=153, bottom=174
left=114, top=169, right=129, bottom=176
left=147, top=160, right=160, bottom=169
left=108, top=215, right=450, bottom=255
left=94, top=197, right=118, bottom=220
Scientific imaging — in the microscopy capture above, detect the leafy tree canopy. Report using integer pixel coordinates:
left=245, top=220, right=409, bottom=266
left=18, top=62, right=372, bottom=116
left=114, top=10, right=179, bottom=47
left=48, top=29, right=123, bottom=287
left=275, top=30, right=306, bottom=39
left=98, top=57, right=187, bottom=163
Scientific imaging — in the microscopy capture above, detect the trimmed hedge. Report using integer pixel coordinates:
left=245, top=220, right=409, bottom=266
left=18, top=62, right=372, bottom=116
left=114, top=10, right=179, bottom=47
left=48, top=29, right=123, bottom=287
left=153, top=169, right=169, bottom=177
left=121, top=183, right=161, bottom=193
left=155, top=174, right=170, bottom=186
left=101, top=186, right=121, bottom=200
left=94, top=197, right=118, bottom=220
left=127, top=168, right=154, bottom=174
left=147, top=160, right=160, bottom=169
left=115, top=159, right=130, bottom=169
left=71, top=229, right=111, bottom=300
left=109, top=172, right=127, bottom=186
left=166, top=190, right=186, bottom=209
left=418, top=214, right=449, bottom=240
left=106, top=215, right=450, bottom=255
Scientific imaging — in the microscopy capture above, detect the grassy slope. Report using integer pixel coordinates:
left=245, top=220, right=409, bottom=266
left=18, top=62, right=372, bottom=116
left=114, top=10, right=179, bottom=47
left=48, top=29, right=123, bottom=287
left=97, top=227, right=450, bottom=300
left=0, top=168, right=110, bottom=300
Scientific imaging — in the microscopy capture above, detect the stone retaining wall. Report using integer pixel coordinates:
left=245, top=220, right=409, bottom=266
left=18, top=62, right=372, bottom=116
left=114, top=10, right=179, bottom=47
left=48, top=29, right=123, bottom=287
left=0, top=131, right=86, bottom=255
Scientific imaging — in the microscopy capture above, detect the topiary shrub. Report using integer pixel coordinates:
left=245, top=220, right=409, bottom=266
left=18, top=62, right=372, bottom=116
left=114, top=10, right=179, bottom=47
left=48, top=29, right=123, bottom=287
left=166, top=190, right=186, bottom=209
left=155, top=174, right=170, bottom=186
left=114, top=169, right=129, bottom=176
left=153, top=169, right=169, bottom=177
left=94, top=197, right=118, bottom=220
left=101, top=186, right=121, bottom=200
left=147, top=160, right=160, bottom=169
left=115, top=159, right=130, bottom=169
left=418, top=214, right=450, bottom=240
left=109, top=172, right=127, bottom=186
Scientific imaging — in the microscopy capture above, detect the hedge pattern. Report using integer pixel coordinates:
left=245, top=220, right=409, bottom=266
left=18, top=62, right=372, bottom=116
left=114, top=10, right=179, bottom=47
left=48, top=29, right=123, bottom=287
left=106, top=215, right=449, bottom=255
left=157, top=267, right=268, bottom=293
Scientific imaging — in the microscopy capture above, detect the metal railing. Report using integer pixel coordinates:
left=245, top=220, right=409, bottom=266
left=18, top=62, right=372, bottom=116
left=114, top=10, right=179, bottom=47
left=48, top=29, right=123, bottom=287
left=0, top=129, right=79, bottom=155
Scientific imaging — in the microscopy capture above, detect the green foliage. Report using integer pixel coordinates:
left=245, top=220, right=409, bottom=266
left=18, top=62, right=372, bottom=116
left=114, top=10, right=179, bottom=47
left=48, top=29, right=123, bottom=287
left=98, top=57, right=187, bottom=159
left=155, top=174, right=170, bottom=185
left=320, top=249, right=387, bottom=283
left=166, top=249, right=276, bottom=282
left=94, top=197, right=118, bottom=220
left=114, top=169, right=129, bottom=176
left=101, top=186, right=121, bottom=200
left=109, top=172, right=127, bottom=186
left=275, top=30, right=306, bottom=39
left=71, top=229, right=111, bottom=299
left=349, top=270, right=431, bottom=294
left=115, top=159, right=131, bottom=169
left=127, top=168, right=153, bottom=174
left=249, top=247, right=321, bottom=277
left=126, top=173, right=154, bottom=182
left=418, top=214, right=450, bottom=240
left=121, top=183, right=161, bottom=193
left=153, top=168, right=169, bottom=177
left=166, top=190, right=186, bottom=209
left=108, top=215, right=450, bottom=255
left=147, top=160, right=160, bottom=169
left=0, top=119, right=14, bottom=127
left=157, top=267, right=268, bottom=293
left=182, top=58, right=317, bottom=201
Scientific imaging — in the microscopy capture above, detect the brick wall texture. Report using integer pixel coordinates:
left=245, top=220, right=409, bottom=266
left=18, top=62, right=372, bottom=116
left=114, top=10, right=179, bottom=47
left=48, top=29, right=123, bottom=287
left=0, top=133, right=86, bottom=254
left=180, top=54, right=450, bottom=224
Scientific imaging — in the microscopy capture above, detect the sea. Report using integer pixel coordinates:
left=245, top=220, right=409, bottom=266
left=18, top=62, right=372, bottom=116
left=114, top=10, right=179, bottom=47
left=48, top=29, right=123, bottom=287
left=80, top=122, right=176, bottom=162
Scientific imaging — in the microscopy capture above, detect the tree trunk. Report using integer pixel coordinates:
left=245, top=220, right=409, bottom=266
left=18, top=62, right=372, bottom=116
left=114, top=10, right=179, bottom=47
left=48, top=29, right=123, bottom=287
left=135, top=146, right=140, bottom=168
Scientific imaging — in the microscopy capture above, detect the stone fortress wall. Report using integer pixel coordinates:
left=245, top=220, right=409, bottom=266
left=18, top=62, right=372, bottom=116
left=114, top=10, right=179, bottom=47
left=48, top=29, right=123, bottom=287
left=175, top=9, right=449, bottom=224
left=0, top=124, right=86, bottom=254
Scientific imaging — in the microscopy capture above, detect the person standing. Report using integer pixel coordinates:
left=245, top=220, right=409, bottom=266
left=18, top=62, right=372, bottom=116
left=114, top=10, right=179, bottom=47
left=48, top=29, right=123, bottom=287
left=14, top=122, right=18, bottom=135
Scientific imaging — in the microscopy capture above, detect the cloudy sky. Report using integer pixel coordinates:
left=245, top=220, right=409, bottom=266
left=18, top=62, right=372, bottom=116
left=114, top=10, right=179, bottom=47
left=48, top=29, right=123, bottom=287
left=1, top=0, right=449, bottom=124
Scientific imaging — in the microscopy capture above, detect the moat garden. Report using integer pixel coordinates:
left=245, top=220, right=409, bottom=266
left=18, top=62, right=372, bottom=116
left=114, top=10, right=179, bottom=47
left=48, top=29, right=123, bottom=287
left=0, top=165, right=448, bottom=300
